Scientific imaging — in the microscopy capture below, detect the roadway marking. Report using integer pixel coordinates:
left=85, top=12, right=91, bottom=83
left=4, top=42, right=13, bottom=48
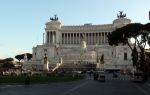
left=146, top=83, right=150, bottom=87
left=63, top=81, right=88, bottom=95
left=136, top=85, right=149, bottom=95
left=0, top=85, right=23, bottom=89
left=93, top=77, right=132, bottom=80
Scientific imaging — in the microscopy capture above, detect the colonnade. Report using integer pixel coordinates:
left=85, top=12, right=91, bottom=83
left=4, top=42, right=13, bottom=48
left=46, top=31, right=56, bottom=44
left=61, top=32, right=110, bottom=45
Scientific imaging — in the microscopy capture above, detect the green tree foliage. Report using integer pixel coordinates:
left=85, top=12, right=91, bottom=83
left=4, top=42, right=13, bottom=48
left=26, top=53, right=32, bottom=60
left=0, top=58, right=14, bottom=69
left=2, top=62, right=14, bottom=69
left=142, top=23, right=150, bottom=46
left=108, top=23, right=143, bottom=49
left=15, top=53, right=32, bottom=62
left=143, top=23, right=150, bottom=31
left=107, top=23, right=150, bottom=72
left=15, top=54, right=24, bottom=62
left=4, top=58, right=14, bottom=61
left=131, top=47, right=138, bottom=67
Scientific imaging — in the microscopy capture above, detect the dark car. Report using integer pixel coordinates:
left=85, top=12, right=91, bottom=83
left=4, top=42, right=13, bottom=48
left=93, top=72, right=99, bottom=80
left=133, top=72, right=143, bottom=82
left=113, top=72, right=118, bottom=78
left=97, top=71, right=105, bottom=82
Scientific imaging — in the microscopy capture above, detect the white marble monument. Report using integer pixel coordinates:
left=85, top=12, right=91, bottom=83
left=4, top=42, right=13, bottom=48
left=23, top=12, right=133, bottom=71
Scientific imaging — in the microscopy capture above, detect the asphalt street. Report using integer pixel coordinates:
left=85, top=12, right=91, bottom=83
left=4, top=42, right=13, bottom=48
left=0, top=73, right=150, bottom=95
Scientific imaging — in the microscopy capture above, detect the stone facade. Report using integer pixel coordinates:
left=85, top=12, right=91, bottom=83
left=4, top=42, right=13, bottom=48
left=23, top=13, right=133, bottom=71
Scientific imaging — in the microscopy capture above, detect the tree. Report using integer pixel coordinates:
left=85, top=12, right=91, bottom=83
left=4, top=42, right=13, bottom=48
left=15, top=53, right=32, bottom=62
left=26, top=53, right=32, bottom=60
left=2, top=62, right=14, bottom=69
left=4, top=58, right=14, bottom=62
left=131, top=47, right=138, bottom=67
left=108, top=23, right=150, bottom=70
left=15, top=54, right=24, bottom=62
left=142, top=23, right=150, bottom=45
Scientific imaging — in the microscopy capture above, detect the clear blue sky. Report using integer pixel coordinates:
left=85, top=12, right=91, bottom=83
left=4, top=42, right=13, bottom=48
left=0, top=0, right=150, bottom=58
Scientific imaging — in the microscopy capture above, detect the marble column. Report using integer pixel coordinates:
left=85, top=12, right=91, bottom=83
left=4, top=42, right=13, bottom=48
left=69, top=33, right=72, bottom=44
left=106, top=32, right=108, bottom=43
left=95, top=32, right=98, bottom=44
left=68, top=33, right=70, bottom=44
left=90, top=33, right=92, bottom=45
left=103, top=32, right=105, bottom=44
left=62, top=33, right=64, bottom=44
left=95, top=33, right=97, bottom=44
left=52, top=32, right=54, bottom=44
left=86, top=33, right=88, bottom=45
left=93, top=33, right=94, bottom=45
left=54, top=32, right=56, bottom=44
left=87, top=33, right=88, bottom=45
left=93, top=33, right=95, bottom=45
left=48, top=32, right=49, bottom=44
left=49, top=32, right=51, bottom=44
left=51, top=32, right=53, bottom=44
left=97, top=32, right=100, bottom=44
left=71, top=33, right=73, bottom=44
left=73, top=33, right=74, bottom=44
left=101, top=32, right=102, bottom=44
left=64, top=33, right=66, bottom=44
left=66, top=33, right=68, bottom=44
left=89, top=33, right=91, bottom=45
left=74, top=33, right=75, bottom=44
left=87, top=33, right=89, bottom=45
left=79, top=33, right=80, bottom=44
left=67, top=33, right=69, bottom=44
left=47, top=32, right=49, bottom=44
left=68, top=33, right=69, bottom=44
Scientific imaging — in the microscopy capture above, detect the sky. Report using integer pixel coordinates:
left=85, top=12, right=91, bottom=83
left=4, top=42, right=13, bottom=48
left=0, top=0, right=150, bottom=59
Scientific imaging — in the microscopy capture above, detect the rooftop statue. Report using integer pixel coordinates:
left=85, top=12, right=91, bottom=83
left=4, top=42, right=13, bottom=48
left=117, top=11, right=126, bottom=18
left=50, top=14, right=58, bottom=21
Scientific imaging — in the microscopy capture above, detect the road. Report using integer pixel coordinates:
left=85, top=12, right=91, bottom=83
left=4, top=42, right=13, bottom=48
left=0, top=73, right=150, bottom=95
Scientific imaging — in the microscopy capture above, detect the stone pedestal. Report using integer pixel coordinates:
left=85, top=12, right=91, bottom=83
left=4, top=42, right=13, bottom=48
left=43, top=63, right=49, bottom=71
left=43, top=54, right=49, bottom=71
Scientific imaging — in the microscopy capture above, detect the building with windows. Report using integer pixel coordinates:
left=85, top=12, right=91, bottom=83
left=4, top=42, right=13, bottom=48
left=23, top=12, right=133, bottom=71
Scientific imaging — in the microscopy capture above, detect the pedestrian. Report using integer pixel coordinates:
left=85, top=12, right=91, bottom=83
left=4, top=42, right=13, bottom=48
left=25, top=75, right=30, bottom=85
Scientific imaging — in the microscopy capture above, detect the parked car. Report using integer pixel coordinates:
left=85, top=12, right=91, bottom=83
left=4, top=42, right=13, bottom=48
left=133, top=72, right=143, bottom=82
left=113, top=72, right=118, bottom=78
left=97, top=71, right=105, bottom=82
left=93, top=72, right=99, bottom=80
